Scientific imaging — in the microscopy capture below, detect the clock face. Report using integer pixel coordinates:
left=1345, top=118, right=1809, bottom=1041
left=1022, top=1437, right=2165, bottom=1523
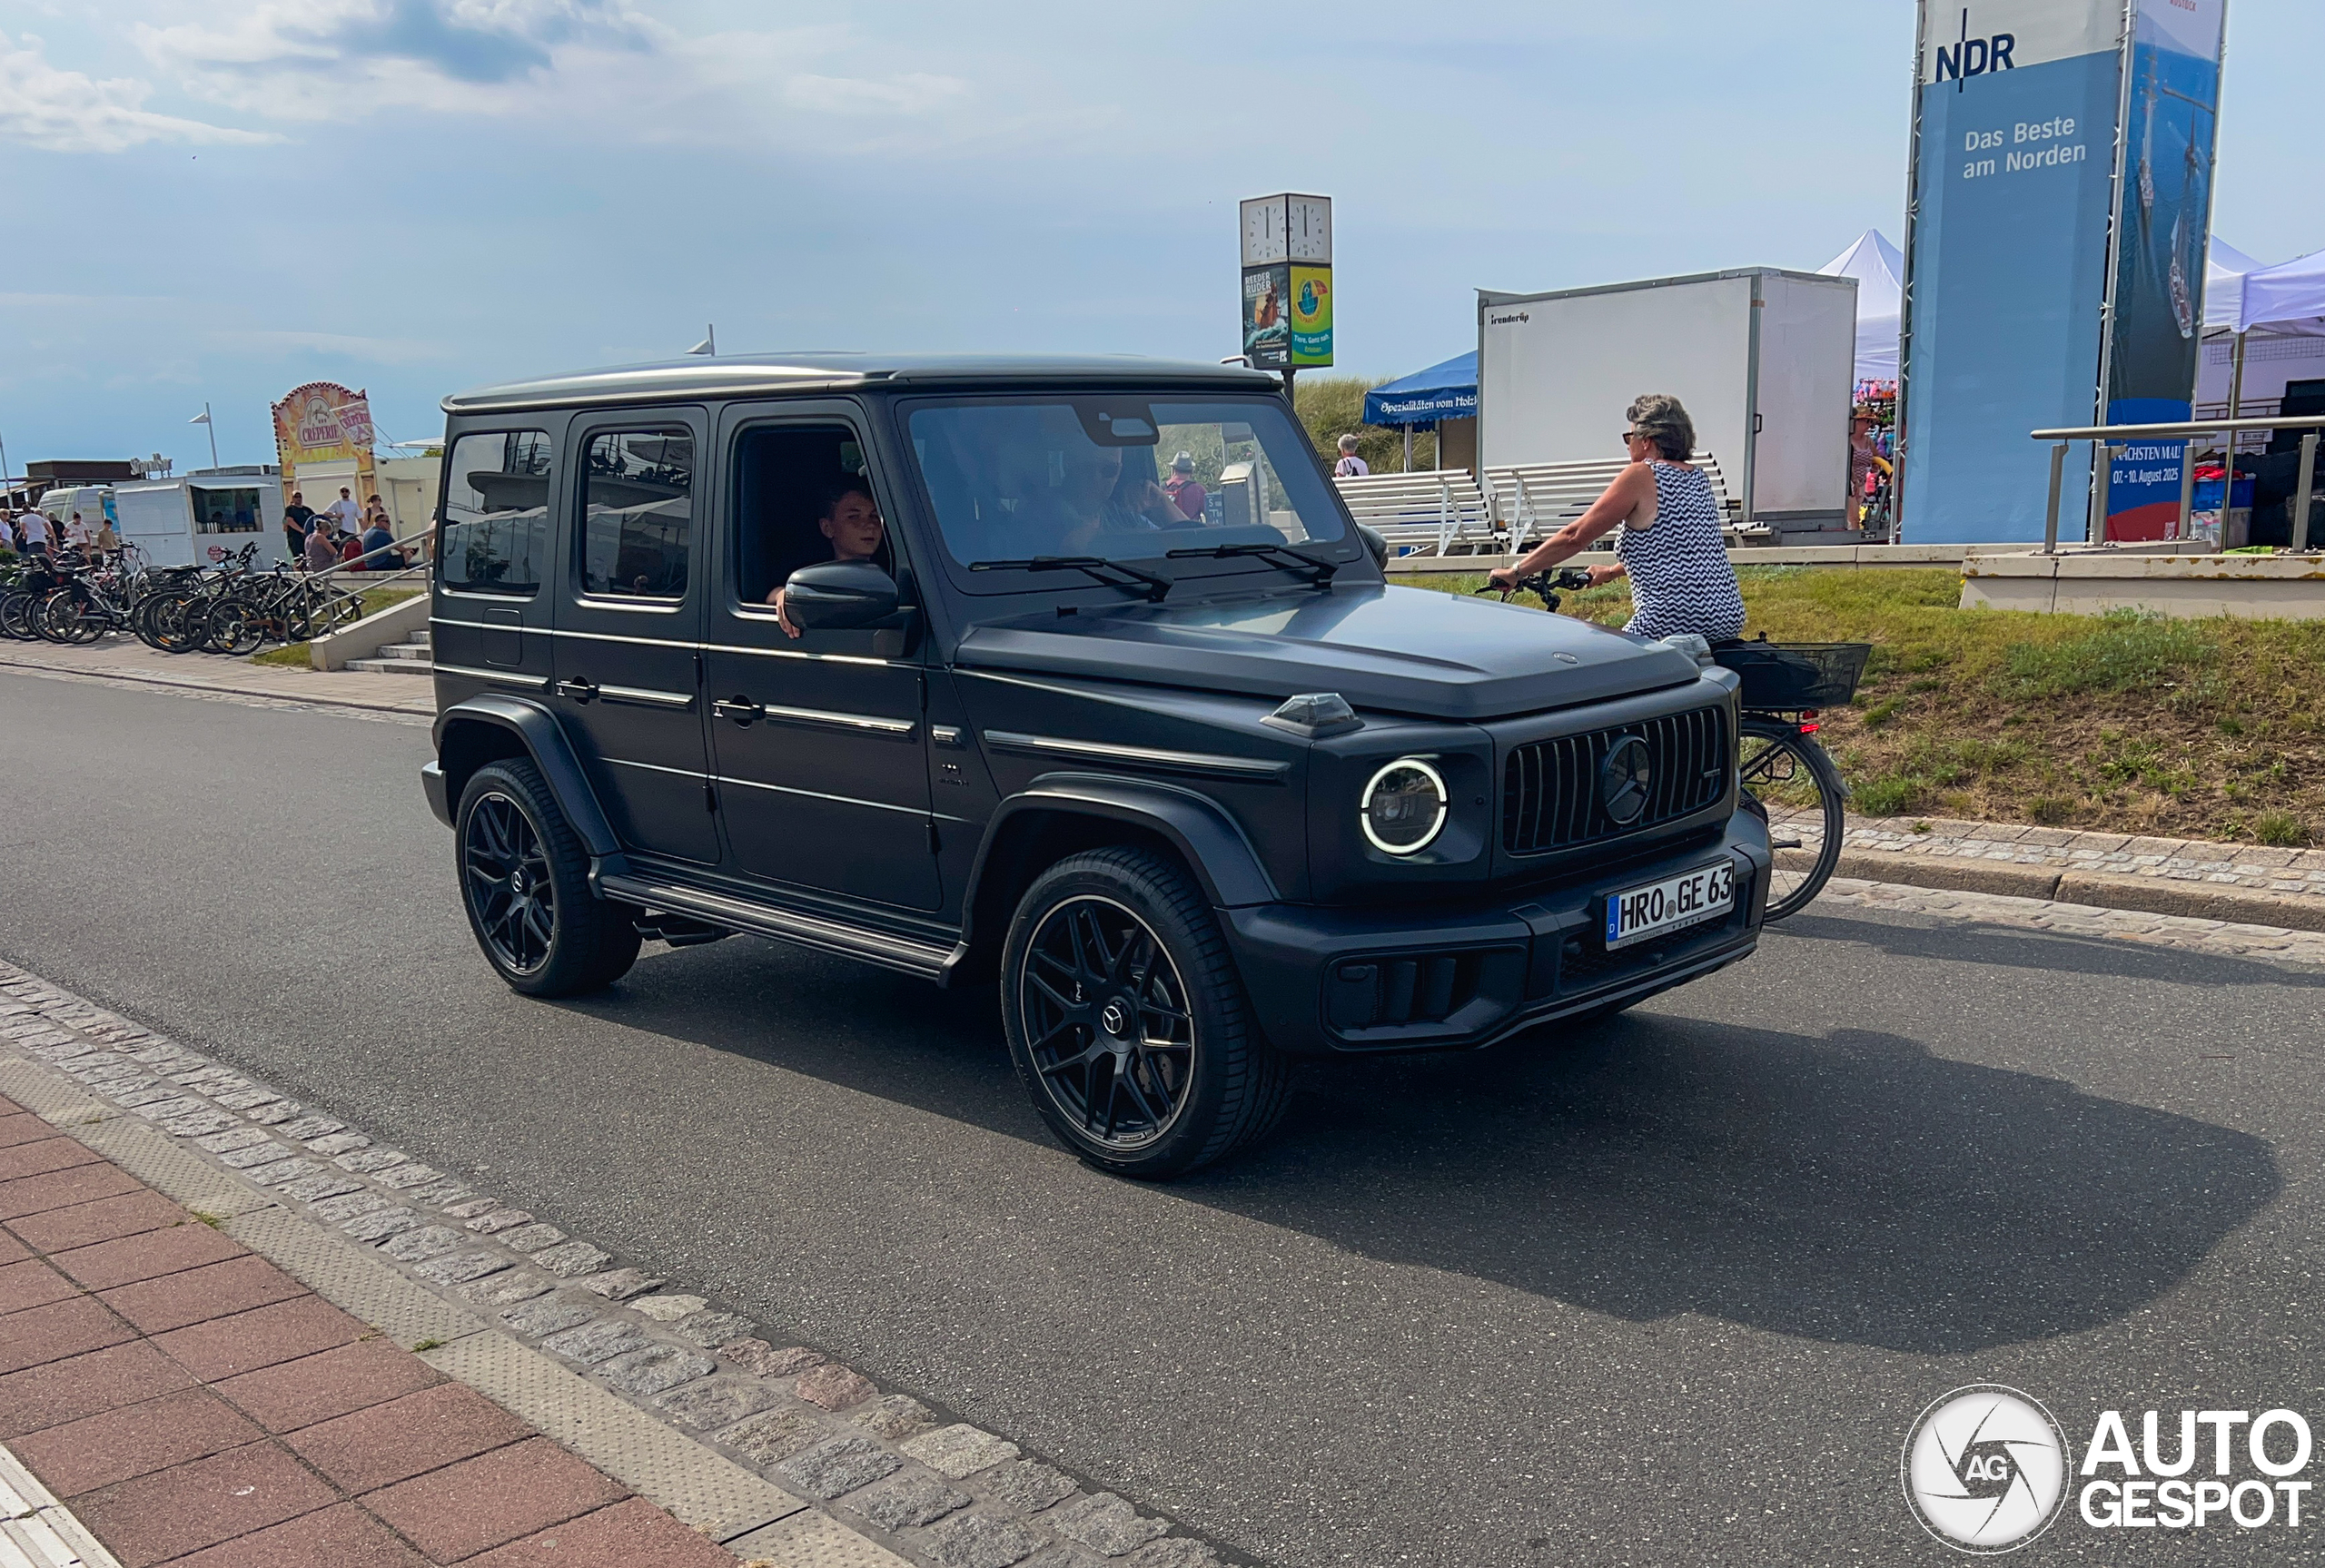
left=1287, top=196, right=1331, bottom=262
left=1241, top=197, right=1287, bottom=265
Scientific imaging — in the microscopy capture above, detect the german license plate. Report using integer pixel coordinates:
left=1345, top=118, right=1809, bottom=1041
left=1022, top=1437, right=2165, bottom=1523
left=1605, top=861, right=1736, bottom=950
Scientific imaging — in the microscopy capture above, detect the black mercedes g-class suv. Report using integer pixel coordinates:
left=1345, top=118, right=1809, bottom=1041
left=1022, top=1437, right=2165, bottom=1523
left=421, top=354, right=1769, bottom=1176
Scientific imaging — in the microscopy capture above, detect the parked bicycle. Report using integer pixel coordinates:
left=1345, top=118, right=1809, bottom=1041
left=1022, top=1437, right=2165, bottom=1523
left=1477, top=568, right=1867, bottom=921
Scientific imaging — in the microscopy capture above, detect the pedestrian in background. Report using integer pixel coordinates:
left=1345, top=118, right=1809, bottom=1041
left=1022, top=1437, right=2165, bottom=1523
left=361, top=512, right=401, bottom=571
left=303, top=520, right=340, bottom=573
left=1163, top=453, right=1208, bottom=521
left=325, top=488, right=362, bottom=534
left=282, top=493, right=314, bottom=558
left=1332, top=435, right=1369, bottom=478
left=19, top=509, right=50, bottom=557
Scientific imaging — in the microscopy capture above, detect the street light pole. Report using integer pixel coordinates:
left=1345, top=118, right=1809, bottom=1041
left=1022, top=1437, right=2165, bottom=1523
left=202, top=403, right=220, bottom=469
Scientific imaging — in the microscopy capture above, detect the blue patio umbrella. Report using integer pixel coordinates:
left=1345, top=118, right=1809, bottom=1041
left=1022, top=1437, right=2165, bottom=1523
left=1361, top=351, right=1478, bottom=431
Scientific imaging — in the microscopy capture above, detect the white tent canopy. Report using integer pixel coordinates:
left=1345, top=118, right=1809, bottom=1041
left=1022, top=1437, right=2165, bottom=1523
left=2240, top=245, right=2325, bottom=335
left=2198, top=239, right=2325, bottom=414
left=1816, top=229, right=1903, bottom=381
left=2202, top=238, right=2264, bottom=336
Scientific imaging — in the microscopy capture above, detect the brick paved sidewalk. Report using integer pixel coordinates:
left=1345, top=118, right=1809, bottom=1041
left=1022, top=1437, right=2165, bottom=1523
left=0, top=1093, right=731, bottom=1568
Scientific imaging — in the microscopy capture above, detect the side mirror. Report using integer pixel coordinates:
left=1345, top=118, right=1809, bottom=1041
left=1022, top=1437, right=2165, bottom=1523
left=785, top=559, right=899, bottom=629
left=1356, top=524, right=1389, bottom=570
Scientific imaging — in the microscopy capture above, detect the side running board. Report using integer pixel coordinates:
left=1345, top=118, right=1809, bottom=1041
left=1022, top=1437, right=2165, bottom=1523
left=596, top=873, right=956, bottom=981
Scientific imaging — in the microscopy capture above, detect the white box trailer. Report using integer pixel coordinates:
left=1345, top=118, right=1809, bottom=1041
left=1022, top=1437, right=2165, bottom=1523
left=113, top=475, right=286, bottom=569
left=1478, top=267, right=1858, bottom=536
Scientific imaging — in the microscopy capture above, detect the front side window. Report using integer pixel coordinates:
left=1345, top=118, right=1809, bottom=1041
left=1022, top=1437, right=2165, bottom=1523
left=580, top=429, right=692, bottom=599
left=440, top=430, right=551, bottom=596
left=730, top=424, right=887, bottom=606
left=906, top=397, right=1345, bottom=583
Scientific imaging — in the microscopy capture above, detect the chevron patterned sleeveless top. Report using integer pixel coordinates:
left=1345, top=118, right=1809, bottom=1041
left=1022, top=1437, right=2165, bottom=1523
left=1614, top=462, right=1746, bottom=641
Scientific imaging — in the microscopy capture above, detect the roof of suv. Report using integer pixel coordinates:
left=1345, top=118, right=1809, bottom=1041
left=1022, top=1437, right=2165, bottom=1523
left=441, top=352, right=1280, bottom=414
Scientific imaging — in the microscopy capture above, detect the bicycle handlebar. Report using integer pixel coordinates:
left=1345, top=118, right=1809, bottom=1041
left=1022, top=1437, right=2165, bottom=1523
left=1474, top=567, right=1594, bottom=609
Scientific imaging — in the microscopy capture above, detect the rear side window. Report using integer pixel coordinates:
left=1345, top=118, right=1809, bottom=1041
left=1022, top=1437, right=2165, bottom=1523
left=580, top=429, right=693, bottom=599
left=440, top=430, right=551, bottom=596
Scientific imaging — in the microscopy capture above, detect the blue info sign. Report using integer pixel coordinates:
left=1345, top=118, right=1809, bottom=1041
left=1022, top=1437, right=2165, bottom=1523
left=1899, top=1, right=2123, bottom=545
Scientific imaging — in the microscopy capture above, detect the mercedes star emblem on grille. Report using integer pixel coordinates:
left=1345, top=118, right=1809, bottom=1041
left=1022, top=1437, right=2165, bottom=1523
left=1600, top=735, right=1653, bottom=824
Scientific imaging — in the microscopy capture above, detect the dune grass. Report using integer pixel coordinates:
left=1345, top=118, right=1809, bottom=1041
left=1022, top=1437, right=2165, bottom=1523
left=1394, top=566, right=2325, bottom=846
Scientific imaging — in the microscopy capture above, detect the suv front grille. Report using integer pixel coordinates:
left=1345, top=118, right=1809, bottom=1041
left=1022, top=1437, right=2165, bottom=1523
left=1502, top=705, right=1728, bottom=854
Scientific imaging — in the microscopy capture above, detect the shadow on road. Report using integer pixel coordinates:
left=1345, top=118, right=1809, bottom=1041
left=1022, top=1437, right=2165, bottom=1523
left=579, top=924, right=2280, bottom=1360
left=1783, top=910, right=2325, bottom=987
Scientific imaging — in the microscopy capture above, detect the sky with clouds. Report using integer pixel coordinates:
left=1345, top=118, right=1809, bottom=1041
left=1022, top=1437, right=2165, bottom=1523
left=2, top=0, right=2320, bottom=470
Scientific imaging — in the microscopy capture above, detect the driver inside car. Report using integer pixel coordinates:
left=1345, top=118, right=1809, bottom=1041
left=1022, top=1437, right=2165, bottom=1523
left=767, top=481, right=885, bottom=638
left=1049, top=443, right=1185, bottom=553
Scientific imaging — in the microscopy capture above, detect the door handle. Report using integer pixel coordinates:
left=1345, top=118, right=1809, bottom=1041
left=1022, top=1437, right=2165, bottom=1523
left=712, top=696, right=763, bottom=726
left=557, top=677, right=598, bottom=704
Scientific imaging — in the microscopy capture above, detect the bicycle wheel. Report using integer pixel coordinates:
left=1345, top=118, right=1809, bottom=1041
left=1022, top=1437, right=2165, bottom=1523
left=1738, top=718, right=1845, bottom=922
left=203, top=597, right=256, bottom=654
left=153, top=596, right=206, bottom=653
left=35, top=590, right=83, bottom=644
left=0, top=592, right=33, bottom=640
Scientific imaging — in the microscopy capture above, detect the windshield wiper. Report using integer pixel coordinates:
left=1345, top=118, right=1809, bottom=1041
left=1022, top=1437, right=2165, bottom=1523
left=967, top=556, right=1173, bottom=602
left=1166, top=541, right=1339, bottom=587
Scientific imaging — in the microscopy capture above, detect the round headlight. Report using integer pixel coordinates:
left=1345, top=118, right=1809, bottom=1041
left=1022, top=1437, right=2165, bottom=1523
left=1360, top=758, right=1449, bottom=855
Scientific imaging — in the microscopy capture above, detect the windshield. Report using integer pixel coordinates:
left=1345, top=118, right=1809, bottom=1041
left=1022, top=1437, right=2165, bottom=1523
left=905, top=396, right=1347, bottom=583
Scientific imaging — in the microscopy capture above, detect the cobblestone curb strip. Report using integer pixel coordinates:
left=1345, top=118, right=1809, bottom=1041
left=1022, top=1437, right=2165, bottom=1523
left=0, top=962, right=1233, bottom=1568
left=1837, top=816, right=2325, bottom=932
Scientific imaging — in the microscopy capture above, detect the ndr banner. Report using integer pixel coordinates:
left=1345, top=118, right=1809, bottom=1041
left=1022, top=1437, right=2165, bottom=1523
left=1898, top=0, right=2224, bottom=546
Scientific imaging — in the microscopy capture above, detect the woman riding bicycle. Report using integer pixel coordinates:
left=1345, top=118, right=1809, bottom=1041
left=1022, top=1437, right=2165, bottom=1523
left=1489, top=393, right=1744, bottom=644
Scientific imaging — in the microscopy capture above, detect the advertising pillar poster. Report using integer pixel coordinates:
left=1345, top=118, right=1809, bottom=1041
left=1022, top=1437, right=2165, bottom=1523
left=1289, top=265, right=1333, bottom=367
left=2101, top=0, right=2224, bottom=539
left=1898, top=1, right=2124, bottom=544
left=1242, top=265, right=1291, bottom=370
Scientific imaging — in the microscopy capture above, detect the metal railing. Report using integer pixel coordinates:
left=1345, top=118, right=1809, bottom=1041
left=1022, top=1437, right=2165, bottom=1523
left=2030, top=415, right=2325, bottom=554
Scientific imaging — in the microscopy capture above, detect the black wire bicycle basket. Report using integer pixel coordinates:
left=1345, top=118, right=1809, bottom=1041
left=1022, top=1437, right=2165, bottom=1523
left=1713, top=638, right=1872, bottom=709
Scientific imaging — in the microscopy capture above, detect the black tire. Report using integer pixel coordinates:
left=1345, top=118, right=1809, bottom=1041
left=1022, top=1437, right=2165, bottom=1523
left=1738, top=719, right=1846, bottom=922
left=34, top=591, right=79, bottom=644
left=454, top=759, right=641, bottom=997
left=1001, top=846, right=1289, bottom=1178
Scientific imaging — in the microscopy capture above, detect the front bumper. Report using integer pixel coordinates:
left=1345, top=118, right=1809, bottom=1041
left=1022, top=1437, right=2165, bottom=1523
left=1223, top=813, right=1770, bottom=1055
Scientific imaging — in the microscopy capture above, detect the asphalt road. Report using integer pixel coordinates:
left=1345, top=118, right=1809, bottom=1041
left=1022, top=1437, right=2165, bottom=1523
left=4, top=667, right=2320, bottom=1566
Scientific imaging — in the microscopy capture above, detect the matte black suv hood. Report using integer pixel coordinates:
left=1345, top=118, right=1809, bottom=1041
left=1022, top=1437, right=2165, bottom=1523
left=953, top=584, right=1703, bottom=721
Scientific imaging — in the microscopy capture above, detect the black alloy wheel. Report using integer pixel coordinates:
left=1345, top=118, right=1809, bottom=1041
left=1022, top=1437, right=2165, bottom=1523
left=1019, top=894, right=1196, bottom=1151
left=1002, top=847, right=1289, bottom=1178
left=464, top=791, right=556, bottom=975
left=453, top=758, right=640, bottom=996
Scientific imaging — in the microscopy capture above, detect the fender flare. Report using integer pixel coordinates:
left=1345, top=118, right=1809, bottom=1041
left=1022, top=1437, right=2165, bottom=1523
left=431, top=694, right=620, bottom=859
left=956, top=772, right=1280, bottom=957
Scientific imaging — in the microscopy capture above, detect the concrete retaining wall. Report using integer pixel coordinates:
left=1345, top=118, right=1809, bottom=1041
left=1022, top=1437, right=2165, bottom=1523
left=310, top=591, right=428, bottom=671
left=1389, top=543, right=1969, bottom=575
left=1960, top=547, right=2325, bottom=619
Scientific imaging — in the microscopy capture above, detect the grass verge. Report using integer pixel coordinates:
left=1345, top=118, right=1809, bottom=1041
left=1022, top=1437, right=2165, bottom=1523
left=246, top=587, right=423, bottom=670
left=1393, top=566, right=2325, bottom=846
